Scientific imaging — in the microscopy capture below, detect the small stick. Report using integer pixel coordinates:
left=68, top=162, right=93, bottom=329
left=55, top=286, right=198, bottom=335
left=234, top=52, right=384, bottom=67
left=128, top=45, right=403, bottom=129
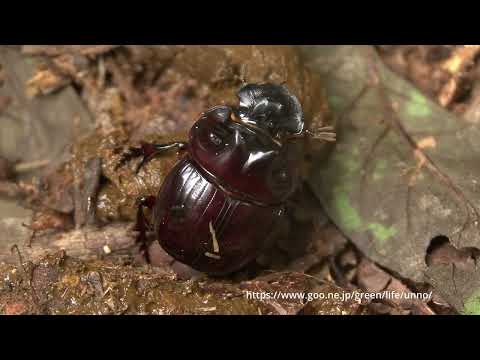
left=14, top=159, right=50, bottom=173
left=208, top=221, right=220, bottom=254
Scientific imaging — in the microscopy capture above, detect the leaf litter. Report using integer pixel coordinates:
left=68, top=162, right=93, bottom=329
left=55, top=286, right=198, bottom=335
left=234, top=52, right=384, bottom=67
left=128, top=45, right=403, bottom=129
left=302, top=45, right=480, bottom=314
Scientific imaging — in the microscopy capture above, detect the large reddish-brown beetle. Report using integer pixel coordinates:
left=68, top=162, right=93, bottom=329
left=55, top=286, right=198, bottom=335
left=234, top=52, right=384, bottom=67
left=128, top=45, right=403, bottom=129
left=118, top=83, right=335, bottom=275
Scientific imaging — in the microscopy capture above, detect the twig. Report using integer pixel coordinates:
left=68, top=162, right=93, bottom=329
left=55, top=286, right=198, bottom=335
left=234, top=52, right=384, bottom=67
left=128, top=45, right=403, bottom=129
left=0, top=223, right=136, bottom=264
left=14, top=159, right=50, bottom=173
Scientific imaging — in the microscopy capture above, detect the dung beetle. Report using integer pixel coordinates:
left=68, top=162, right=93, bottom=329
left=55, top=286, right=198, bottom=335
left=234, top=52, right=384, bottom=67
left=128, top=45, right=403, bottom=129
left=118, top=83, right=335, bottom=275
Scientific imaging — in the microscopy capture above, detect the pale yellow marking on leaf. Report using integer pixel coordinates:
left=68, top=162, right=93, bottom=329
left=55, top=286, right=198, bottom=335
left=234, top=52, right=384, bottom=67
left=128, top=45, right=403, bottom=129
left=409, top=150, right=427, bottom=187
left=416, top=136, right=437, bottom=150
left=408, top=136, right=437, bottom=186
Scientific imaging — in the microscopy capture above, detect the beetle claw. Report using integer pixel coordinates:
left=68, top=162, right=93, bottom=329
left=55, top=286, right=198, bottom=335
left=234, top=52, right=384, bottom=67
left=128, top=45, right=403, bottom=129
left=134, top=155, right=153, bottom=174
left=115, top=146, right=144, bottom=171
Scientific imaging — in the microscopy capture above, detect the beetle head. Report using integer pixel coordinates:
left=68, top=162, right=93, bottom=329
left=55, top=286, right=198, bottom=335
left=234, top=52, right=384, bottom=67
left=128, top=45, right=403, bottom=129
left=236, top=83, right=304, bottom=139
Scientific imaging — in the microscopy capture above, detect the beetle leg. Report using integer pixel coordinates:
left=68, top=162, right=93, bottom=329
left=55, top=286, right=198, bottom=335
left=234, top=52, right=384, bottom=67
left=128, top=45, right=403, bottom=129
left=116, top=141, right=188, bottom=173
left=134, top=142, right=188, bottom=174
left=134, top=196, right=157, bottom=262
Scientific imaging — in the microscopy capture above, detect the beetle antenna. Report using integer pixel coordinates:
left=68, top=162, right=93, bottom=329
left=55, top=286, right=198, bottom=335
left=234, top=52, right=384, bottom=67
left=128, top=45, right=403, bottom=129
left=285, top=126, right=336, bottom=142
left=305, top=126, right=337, bottom=142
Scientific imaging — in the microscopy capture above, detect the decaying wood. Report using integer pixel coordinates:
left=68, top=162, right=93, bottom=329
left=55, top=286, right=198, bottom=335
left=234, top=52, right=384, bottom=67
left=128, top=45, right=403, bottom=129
left=0, top=223, right=137, bottom=264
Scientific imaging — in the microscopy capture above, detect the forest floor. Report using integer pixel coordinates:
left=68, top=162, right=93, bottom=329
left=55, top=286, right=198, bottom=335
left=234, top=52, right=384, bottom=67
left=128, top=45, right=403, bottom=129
left=1, top=45, right=478, bottom=315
